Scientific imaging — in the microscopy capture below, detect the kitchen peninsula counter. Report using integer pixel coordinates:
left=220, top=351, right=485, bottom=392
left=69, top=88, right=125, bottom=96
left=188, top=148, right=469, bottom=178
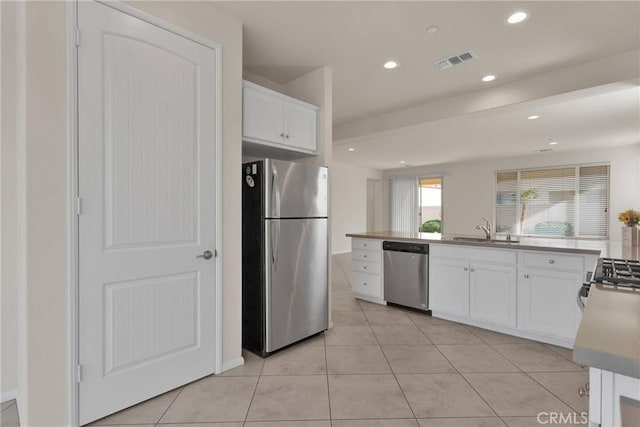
left=573, top=284, right=640, bottom=379
left=345, top=231, right=636, bottom=259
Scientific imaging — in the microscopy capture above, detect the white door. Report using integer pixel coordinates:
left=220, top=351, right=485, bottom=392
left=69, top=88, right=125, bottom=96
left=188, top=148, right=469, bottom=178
left=77, top=2, right=219, bottom=424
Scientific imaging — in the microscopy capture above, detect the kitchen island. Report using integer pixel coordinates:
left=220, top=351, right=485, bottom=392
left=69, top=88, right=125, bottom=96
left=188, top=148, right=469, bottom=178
left=572, top=283, right=640, bottom=427
left=345, top=231, right=612, bottom=348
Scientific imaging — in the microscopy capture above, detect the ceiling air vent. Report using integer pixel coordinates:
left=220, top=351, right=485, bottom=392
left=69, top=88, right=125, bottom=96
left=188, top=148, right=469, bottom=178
left=434, top=51, right=478, bottom=70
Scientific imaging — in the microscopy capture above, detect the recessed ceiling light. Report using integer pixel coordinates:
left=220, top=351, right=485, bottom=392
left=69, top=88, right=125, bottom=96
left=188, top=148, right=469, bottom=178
left=549, top=141, right=558, bottom=145
left=507, top=11, right=529, bottom=24
left=426, top=26, right=439, bottom=34
left=400, top=160, right=406, bottom=164
left=481, top=74, right=496, bottom=82
left=527, top=115, right=539, bottom=120
left=384, top=60, right=398, bottom=69
left=348, top=148, right=356, bottom=151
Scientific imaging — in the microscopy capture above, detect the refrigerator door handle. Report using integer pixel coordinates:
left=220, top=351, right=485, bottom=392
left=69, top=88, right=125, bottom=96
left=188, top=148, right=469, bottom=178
left=271, top=164, right=281, bottom=218
left=270, top=220, right=279, bottom=267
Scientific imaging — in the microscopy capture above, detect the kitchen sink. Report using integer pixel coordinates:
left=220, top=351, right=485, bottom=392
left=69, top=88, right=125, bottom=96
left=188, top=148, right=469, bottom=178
left=448, top=236, right=520, bottom=244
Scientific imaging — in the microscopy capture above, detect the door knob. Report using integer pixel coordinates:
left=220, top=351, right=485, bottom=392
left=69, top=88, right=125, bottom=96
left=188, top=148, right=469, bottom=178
left=524, top=274, right=530, bottom=278
left=196, top=250, right=213, bottom=260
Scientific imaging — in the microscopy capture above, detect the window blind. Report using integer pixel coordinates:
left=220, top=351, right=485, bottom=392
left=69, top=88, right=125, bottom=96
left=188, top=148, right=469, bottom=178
left=390, top=177, right=419, bottom=232
left=578, top=165, right=609, bottom=238
left=495, top=171, right=517, bottom=234
left=495, top=165, right=609, bottom=238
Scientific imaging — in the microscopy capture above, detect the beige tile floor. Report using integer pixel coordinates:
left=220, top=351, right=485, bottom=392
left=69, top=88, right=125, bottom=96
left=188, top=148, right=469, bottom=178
left=1, top=254, right=590, bottom=427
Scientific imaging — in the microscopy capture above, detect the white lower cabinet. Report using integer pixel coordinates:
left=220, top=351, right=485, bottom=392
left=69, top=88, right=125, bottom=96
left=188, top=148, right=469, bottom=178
left=518, top=268, right=583, bottom=340
left=429, top=245, right=517, bottom=328
left=518, top=251, right=585, bottom=342
left=429, top=257, right=470, bottom=317
left=589, top=367, right=640, bottom=427
left=350, top=238, right=384, bottom=304
left=470, top=263, right=517, bottom=327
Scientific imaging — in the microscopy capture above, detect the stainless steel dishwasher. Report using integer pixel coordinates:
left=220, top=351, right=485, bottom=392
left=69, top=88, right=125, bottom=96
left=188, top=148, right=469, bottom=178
left=383, top=241, right=429, bottom=311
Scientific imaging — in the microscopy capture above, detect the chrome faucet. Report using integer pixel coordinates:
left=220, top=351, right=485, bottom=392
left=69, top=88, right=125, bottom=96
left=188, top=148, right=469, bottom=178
left=476, top=217, right=492, bottom=240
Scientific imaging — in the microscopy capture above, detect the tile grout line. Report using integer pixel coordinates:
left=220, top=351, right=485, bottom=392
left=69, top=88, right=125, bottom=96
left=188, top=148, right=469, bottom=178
left=153, top=385, right=186, bottom=426
left=367, top=309, right=420, bottom=424
left=413, top=315, right=505, bottom=421
left=241, top=353, right=265, bottom=425
left=323, top=332, right=333, bottom=423
left=458, top=324, right=587, bottom=420
left=522, top=369, right=589, bottom=414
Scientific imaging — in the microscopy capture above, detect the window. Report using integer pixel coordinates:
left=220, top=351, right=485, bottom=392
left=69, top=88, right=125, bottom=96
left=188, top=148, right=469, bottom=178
left=495, top=165, right=609, bottom=239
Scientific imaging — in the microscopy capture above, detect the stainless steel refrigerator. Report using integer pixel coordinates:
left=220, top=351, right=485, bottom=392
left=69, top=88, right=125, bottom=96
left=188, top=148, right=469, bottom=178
left=242, top=159, right=328, bottom=357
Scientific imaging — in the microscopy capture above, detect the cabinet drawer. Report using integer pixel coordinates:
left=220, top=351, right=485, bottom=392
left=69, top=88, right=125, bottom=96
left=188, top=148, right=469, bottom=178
left=352, top=271, right=382, bottom=298
left=431, top=244, right=516, bottom=265
left=352, top=249, right=381, bottom=263
left=523, top=251, right=583, bottom=272
left=352, top=260, right=381, bottom=275
left=352, top=238, right=382, bottom=251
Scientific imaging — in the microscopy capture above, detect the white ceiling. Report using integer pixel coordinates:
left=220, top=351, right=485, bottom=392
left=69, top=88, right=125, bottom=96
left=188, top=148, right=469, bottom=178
left=334, top=83, right=640, bottom=169
left=211, top=1, right=640, bottom=169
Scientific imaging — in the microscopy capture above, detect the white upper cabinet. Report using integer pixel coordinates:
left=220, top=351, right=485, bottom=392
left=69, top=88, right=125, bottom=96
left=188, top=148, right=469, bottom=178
left=283, top=101, right=317, bottom=152
left=243, top=81, right=318, bottom=156
left=243, top=85, right=284, bottom=143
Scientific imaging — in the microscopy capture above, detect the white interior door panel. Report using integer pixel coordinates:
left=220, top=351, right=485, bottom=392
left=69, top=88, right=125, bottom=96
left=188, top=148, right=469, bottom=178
left=78, top=2, right=218, bottom=424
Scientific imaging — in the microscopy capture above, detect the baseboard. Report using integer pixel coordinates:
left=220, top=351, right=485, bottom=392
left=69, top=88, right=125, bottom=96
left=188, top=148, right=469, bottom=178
left=221, top=356, right=245, bottom=373
left=1, top=389, right=17, bottom=403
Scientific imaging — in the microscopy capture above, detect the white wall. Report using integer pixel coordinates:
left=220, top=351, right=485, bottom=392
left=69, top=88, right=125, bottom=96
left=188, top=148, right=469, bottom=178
left=9, top=2, right=243, bottom=424
left=1, top=0, right=19, bottom=402
left=331, top=162, right=383, bottom=253
left=383, top=144, right=640, bottom=241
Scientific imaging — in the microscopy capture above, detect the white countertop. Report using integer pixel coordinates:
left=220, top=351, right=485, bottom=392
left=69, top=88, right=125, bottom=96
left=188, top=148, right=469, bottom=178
left=346, top=231, right=636, bottom=258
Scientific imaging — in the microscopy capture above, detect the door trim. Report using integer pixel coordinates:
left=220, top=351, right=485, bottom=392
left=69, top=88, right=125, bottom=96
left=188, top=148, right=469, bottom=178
left=66, top=1, right=224, bottom=424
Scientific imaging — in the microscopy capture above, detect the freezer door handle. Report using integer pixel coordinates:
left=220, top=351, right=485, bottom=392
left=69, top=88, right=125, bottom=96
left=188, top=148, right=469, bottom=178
left=270, top=164, right=281, bottom=218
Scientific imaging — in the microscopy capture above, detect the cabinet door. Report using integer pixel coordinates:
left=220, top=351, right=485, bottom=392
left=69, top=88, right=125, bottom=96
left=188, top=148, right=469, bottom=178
left=284, top=101, right=316, bottom=152
left=429, top=257, right=470, bottom=317
left=469, top=263, right=517, bottom=327
left=243, top=86, right=284, bottom=144
left=518, top=268, right=583, bottom=339
left=352, top=271, right=382, bottom=299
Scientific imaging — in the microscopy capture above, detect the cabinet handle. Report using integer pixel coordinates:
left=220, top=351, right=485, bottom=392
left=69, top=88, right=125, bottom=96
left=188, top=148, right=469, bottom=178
left=363, top=254, right=367, bottom=258
left=549, top=259, right=555, bottom=264
left=524, top=274, right=530, bottom=279
left=363, top=243, right=367, bottom=247
left=363, top=266, right=367, bottom=270
left=363, top=282, right=368, bottom=286
left=464, top=267, right=469, bottom=271
left=280, top=133, right=284, bottom=137
left=470, top=268, right=475, bottom=272
left=286, top=134, right=290, bottom=139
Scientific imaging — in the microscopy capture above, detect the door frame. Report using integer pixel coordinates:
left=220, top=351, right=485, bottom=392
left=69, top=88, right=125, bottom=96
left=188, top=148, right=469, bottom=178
left=66, top=1, right=224, bottom=424
left=417, top=176, right=444, bottom=234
